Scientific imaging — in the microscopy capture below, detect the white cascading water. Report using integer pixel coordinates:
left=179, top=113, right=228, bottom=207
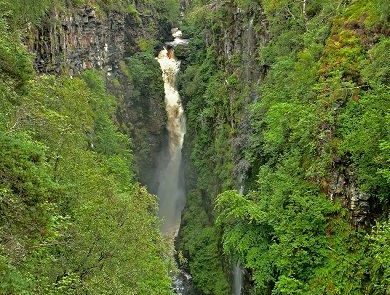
left=233, top=261, right=243, bottom=295
left=156, top=30, right=187, bottom=237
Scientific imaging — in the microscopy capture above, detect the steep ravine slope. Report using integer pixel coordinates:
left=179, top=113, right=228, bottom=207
left=1, top=0, right=389, bottom=294
left=177, top=0, right=389, bottom=294
left=0, top=1, right=179, bottom=294
left=24, top=3, right=174, bottom=188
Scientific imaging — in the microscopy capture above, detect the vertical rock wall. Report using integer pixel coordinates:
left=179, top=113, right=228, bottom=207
left=204, top=3, right=268, bottom=186
left=217, top=5, right=268, bottom=82
left=26, top=7, right=125, bottom=75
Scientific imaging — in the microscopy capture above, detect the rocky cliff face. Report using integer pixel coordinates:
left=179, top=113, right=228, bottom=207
left=328, top=160, right=371, bottom=227
left=24, top=5, right=168, bottom=188
left=26, top=7, right=125, bottom=75
left=215, top=4, right=268, bottom=82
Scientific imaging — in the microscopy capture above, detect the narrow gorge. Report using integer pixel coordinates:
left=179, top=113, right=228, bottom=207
left=0, top=1, right=389, bottom=295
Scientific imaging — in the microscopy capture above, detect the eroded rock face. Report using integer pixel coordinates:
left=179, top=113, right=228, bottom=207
left=329, top=162, right=370, bottom=227
left=26, top=7, right=125, bottom=75
left=211, top=4, right=268, bottom=186
left=217, top=5, right=268, bottom=82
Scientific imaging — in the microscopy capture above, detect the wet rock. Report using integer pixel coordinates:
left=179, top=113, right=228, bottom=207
left=174, top=44, right=190, bottom=60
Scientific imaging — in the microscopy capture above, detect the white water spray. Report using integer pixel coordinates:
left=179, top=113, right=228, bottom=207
left=156, top=30, right=187, bottom=237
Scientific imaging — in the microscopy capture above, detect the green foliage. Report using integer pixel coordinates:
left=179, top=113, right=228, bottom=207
left=339, top=87, right=390, bottom=199
left=216, top=170, right=371, bottom=294
left=114, top=52, right=166, bottom=183
left=234, top=0, right=258, bottom=10
left=366, top=219, right=390, bottom=294
left=0, top=0, right=180, bottom=30
left=137, top=37, right=158, bottom=53
left=0, top=0, right=57, bottom=26
left=178, top=191, right=230, bottom=295
left=0, top=15, right=172, bottom=294
left=180, top=0, right=390, bottom=294
left=0, top=17, right=33, bottom=89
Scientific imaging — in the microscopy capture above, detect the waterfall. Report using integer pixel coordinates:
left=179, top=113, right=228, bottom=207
left=233, top=184, right=245, bottom=295
left=233, top=261, right=243, bottom=295
left=156, top=35, right=186, bottom=236
left=156, top=28, right=191, bottom=295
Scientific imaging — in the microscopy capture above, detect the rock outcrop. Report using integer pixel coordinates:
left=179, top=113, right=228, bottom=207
left=329, top=161, right=371, bottom=227
left=26, top=7, right=125, bottom=75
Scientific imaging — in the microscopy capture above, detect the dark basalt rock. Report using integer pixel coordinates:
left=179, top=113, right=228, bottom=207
left=329, top=161, right=371, bottom=227
left=26, top=8, right=126, bottom=75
